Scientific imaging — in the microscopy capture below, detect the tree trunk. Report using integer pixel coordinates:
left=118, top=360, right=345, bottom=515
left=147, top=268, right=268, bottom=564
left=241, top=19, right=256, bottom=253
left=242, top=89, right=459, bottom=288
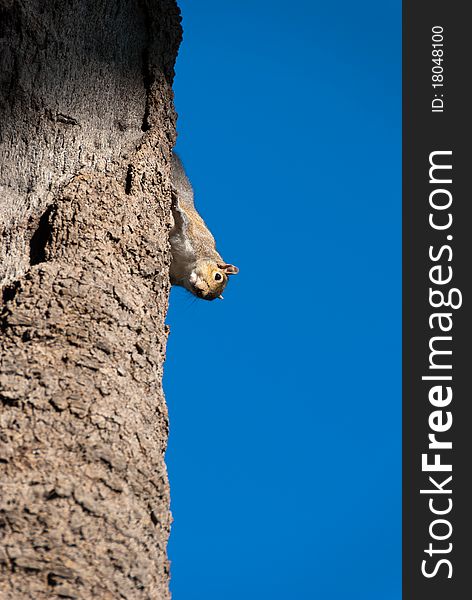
left=0, top=1, right=182, bottom=598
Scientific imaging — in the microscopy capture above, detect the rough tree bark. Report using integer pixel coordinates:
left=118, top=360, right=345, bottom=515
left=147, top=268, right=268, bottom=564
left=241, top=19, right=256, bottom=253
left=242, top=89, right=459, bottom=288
left=0, top=1, right=182, bottom=598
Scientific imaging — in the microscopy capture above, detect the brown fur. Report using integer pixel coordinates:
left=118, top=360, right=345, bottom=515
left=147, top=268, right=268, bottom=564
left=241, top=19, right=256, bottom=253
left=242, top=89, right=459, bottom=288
left=169, top=154, right=239, bottom=301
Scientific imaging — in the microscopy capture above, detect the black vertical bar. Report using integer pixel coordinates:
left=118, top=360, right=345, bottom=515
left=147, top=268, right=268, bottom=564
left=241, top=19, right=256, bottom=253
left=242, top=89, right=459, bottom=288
left=404, top=2, right=471, bottom=599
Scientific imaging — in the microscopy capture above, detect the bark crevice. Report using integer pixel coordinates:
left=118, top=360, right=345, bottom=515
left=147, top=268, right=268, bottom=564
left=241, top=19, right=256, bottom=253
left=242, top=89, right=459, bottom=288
left=29, top=205, right=56, bottom=266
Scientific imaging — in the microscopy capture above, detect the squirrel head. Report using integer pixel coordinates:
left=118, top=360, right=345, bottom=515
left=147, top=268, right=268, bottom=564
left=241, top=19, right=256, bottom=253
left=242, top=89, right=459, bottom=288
left=187, top=259, right=239, bottom=301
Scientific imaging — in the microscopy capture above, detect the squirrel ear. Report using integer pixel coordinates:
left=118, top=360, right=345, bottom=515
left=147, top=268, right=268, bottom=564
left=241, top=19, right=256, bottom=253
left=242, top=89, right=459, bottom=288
left=218, top=263, right=239, bottom=275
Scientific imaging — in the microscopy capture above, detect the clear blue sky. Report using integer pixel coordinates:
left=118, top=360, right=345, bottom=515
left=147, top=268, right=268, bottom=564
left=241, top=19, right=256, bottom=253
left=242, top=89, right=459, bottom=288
left=164, top=1, right=401, bottom=599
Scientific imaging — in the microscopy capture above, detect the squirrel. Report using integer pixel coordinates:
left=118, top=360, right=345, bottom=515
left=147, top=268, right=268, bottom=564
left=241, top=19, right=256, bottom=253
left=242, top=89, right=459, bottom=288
left=169, top=153, right=239, bottom=301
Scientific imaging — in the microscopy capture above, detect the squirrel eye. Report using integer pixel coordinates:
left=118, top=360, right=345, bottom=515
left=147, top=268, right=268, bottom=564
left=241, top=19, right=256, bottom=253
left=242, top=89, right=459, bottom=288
left=214, top=272, right=223, bottom=282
